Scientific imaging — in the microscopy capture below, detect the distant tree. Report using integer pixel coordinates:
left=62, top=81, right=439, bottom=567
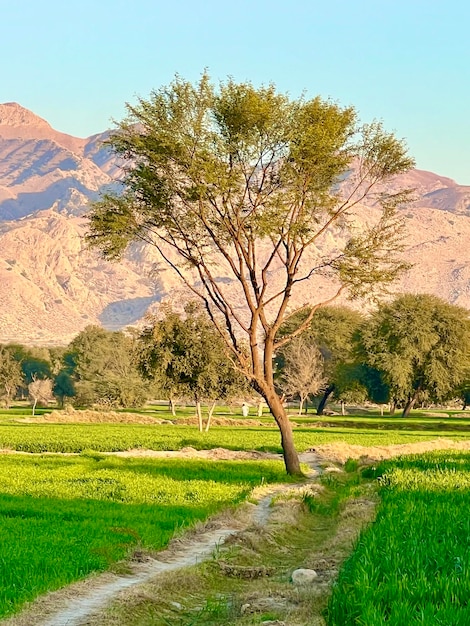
left=456, top=379, right=470, bottom=411
left=279, top=306, right=365, bottom=414
left=87, top=74, right=414, bottom=474
left=68, top=326, right=148, bottom=408
left=53, top=371, right=76, bottom=408
left=332, top=362, right=368, bottom=415
left=0, top=346, right=23, bottom=408
left=6, top=345, right=52, bottom=400
left=28, top=377, right=54, bottom=416
left=277, top=336, right=326, bottom=414
left=139, top=304, right=247, bottom=431
left=359, top=294, right=470, bottom=417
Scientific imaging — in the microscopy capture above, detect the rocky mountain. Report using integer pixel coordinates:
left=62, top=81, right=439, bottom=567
left=0, top=102, right=470, bottom=345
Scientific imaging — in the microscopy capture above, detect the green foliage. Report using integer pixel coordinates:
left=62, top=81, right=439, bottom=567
left=86, top=73, right=414, bottom=474
left=278, top=306, right=366, bottom=411
left=7, top=344, right=52, bottom=383
left=358, top=294, right=470, bottom=409
left=139, top=304, right=247, bottom=404
left=328, top=452, right=470, bottom=625
left=0, top=347, right=23, bottom=408
left=53, top=370, right=76, bottom=407
left=68, top=326, right=148, bottom=408
left=0, top=453, right=287, bottom=618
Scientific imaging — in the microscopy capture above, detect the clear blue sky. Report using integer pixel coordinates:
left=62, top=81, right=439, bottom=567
left=1, top=0, right=469, bottom=184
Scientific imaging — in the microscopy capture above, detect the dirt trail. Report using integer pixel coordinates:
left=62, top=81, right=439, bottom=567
left=3, top=464, right=321, bottom=626
left=2, top=438, right=467, bottom=626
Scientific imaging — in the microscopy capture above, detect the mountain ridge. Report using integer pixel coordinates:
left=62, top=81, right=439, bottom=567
left=1, top=103, right=470, bottom=345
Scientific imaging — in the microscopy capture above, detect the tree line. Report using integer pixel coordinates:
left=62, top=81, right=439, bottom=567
left=0, top=304, right=247, bottom=429
left=1, top=294, right=470, bottom=420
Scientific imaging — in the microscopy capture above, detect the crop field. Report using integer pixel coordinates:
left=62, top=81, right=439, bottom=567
left=328, top=451, right=470, bottom=625
left=0, top=453, right=290, bottom=619
left=3, top=405, right=470, bottom=622
left=0, top=421, right=469, bottom=455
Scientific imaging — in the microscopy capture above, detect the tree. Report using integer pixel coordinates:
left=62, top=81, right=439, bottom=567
left=139, top=304, right=247, bottom=431
left=279, top=306, right=365, bottom=414
left=28, top=377, right=54, bottom=416
left=6, top=344, right=52, bottom=399
left=68, top=326, right=148, bottom=408
left=358, top=294, right=470, bottom=417
left=0, top=346, right=23, bottom=408
left=53, top=371, right=76, bottom=408
left=277, top=336, right=326, bottom=414
left=87, top=74, right=414, bottom=474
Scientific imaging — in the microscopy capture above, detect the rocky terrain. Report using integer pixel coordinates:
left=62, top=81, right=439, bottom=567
left=0, top=102, right=469, bottom=345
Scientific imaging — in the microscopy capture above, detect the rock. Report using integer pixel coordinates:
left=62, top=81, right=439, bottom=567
left=291, top=568, right=318, bottom=585
left=170, top=601, right=183, bottom=610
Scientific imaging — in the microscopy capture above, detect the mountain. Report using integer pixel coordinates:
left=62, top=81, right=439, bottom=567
left=0, top=102, right=470, bottom=345
left=0, top=102, right=115, bottom=220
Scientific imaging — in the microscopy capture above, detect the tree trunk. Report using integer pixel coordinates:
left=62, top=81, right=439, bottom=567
left=169, top=397, right=176, bottom=417
left=32, top=398, right=37, bottom=416
left=389, top=401, right=396, bottom=415
left=341, top=401, right=346, bottom=416
left=402, top=390, right=419, bottom=417
left=264, top=391, right=302, bottom=476
left=257, top=400, right=263, bottom=417
left=317, top=385, right=334, bottom=415
left=204, top=400, right=217, bottom=432
left=298, top=396, right=304, bottom=416
left=195, top=400, right=203, bottom=432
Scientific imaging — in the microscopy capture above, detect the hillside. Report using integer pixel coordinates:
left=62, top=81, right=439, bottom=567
left=1, top=102, right=470, bottom=345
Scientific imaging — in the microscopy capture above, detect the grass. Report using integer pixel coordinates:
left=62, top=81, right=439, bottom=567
left=327, top=451, right=470, bottom=625
left=91, top=468, right=375, bottom=626
left=3, top=404, right=470, bottom=621
left=0, top=421, right=467, bottom=455
left=0, top=453, right=290, bottom=619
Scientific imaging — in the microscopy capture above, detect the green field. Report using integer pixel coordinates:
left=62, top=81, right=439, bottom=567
left=0, top=420, right=469, bottom=455
left=328, top=451, right=470, bottom=625
left=0, top=453, right=290, bottom=619
left=3, top=405, right=470, bottom=622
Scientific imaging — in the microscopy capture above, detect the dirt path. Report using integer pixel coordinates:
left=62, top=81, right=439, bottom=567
left=2, top=439, right=468, bottom=626
left=2, top=466, right=321, bottom=626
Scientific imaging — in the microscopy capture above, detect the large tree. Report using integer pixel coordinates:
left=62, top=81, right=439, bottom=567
left=87, top=74, right=414, bottom=474
left=358, top=294, right=470, bottom=416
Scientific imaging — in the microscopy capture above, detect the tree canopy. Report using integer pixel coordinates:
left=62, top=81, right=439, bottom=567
left=0, top=346, right=23, bottom=409
left=139, top=304, right=247, bottom=430
left=87, top=73, right=414, bottom=474
left=358, top=294, right=470, bottom=416
left=68, top=326, right=148, bottom=408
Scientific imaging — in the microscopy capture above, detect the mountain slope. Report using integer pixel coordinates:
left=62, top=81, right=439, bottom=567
left=1, top=102, right=470, bottom=345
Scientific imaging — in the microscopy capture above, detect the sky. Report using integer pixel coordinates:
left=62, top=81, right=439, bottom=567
left=1, top=0, right=469, bottom=184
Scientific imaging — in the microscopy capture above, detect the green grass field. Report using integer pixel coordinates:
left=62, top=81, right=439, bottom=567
left=0, top=421, right=469, bottom=455
left=3, top=404, right=470, bottom=622
left=328, top=451, right=470, bottom=625
left=0, top=453, right=290, bottom=619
